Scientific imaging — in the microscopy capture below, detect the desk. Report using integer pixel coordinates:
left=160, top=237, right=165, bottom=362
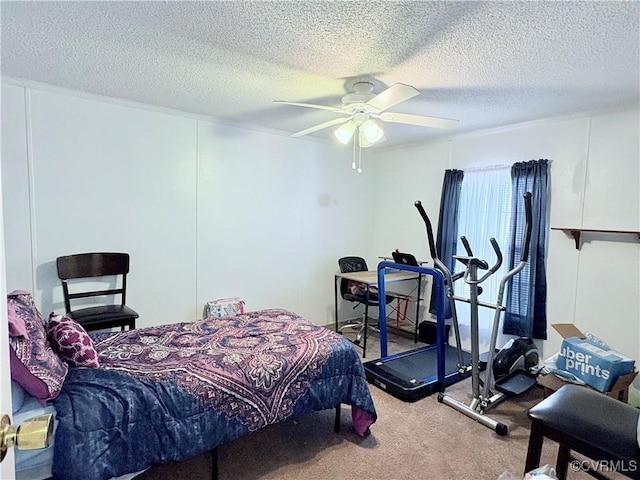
left=334, top=269, right=423, bottom=358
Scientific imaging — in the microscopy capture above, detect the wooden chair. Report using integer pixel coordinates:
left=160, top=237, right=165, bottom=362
left=56, top=252, right=138, bottom=332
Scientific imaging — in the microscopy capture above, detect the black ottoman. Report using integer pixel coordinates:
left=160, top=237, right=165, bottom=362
left=524, top=384, right=640, bottom=479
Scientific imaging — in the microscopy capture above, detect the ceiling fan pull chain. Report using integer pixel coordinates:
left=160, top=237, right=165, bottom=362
left=357, top=132, right=363, bottom=173
left=352, top=135, right=357, bottom=170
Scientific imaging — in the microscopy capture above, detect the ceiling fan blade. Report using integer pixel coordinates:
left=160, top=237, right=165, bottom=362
left=290, top=117, right=351, bottom=138
left=273, top=100, right=349, bottom=115
left=365, top=83, right=420, bottom=113
left=378, top=112, right=459, bottom=129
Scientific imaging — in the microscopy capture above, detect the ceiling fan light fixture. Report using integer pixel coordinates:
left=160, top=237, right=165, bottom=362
left=359, top=130, right=375, bottom=148
left=333, top=121, right=356, bottom=144
left=276, top=81, right=460, bottom=173
left=361, top=119, right=384, bottom=145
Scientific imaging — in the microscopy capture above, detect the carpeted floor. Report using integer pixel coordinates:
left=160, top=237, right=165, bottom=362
left=138, top=329, right=621, bottom=480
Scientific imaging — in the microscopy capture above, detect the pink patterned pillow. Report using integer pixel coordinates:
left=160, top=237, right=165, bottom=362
left=46, top=313, right=99, bottom=368
left=7, top=291, right=68, bottom=401
left=7, top=297, right=29, bottom=338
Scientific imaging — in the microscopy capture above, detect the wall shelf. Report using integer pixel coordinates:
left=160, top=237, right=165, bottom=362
left=551, top=227, right=640, bottom=250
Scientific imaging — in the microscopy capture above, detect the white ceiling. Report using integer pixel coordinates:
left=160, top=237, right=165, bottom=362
left=1, top=1, right=639, bottom=148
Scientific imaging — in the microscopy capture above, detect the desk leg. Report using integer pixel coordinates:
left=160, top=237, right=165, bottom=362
left=334, top=275, right=339, bottom=333
left=414, top=274, right=422, bottom=343
left=362, top=286, right=371, bottom=359
left=363, top=302, right=368, bottom=359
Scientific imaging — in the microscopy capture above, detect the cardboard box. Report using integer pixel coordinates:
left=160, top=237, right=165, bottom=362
left=552, top=323, right=636, bottom=393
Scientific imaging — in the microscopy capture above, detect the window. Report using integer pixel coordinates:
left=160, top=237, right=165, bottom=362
left=440, top=159, right=549, bottom=349
left=453, top=166, right=513, bottom=352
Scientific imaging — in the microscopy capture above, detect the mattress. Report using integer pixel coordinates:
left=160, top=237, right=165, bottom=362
left=12, top=383, right=149, bottom=480
left=13, top=389, right=56, bottom=480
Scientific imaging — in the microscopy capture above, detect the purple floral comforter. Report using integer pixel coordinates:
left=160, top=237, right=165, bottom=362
left=52, top=309, right=376, bottom=480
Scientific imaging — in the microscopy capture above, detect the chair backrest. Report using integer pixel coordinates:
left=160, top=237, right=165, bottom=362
left=338, top=256, right=368, bottom=298
left=56, top=252, right=131, bottom=314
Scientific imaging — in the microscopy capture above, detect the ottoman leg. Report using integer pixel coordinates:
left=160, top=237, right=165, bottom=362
left=556, top=444, right=571, bottom=480
left=524, top=421, right=545, bottom=475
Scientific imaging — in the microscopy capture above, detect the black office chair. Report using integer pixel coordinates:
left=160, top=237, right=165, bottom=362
left=56, top=252, right=139, bottom=332
left=337, top=256, right=394, bottom=347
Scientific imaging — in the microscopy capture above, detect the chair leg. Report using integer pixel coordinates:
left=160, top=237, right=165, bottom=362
left=556, top=444, right=571, bottom=480
left=524, top=421, right=544, bottom=476
left=354, top=314, right=366, bottom=345
left=339, top=321, right=363, bottom=333
left=334, top=405, right=341, bottom=433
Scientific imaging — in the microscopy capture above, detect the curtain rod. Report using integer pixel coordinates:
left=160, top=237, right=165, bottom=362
left=462, top=164, right=511, bottom=172
left=462, top=159, right=553, bottom=173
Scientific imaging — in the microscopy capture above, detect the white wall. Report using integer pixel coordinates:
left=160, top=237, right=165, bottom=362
left=370, top=109, right=640, bottom=367
left=367, top=140, right=452, bottom=262
left=195, top=118, right=372, bottom=324
left=2, top=81, right=638, bottom=373
left=2, top=83, right=32, bottom=292
left=1, top=82, right=372, bottom=328
left=3, top=85, right=199, bottom=323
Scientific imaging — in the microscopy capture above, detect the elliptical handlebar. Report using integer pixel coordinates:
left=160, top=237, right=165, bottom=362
left=458, top=192, right=534, bottom=285
left=414, top=200, right=452, bottom=280
left=468, top=192, right=534, bottom=291
left=414, top=199, right=468, bottom=374
left=414, top=201, right=437, bottom=259
left=480, top=237, right=503, bottom=281
left=465, top=237, right=503, bottom=285
left=460, top=236, right=473, bottom=256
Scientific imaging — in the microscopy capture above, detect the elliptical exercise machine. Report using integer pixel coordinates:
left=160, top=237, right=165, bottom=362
left=437, top=192, right=537, bottom=436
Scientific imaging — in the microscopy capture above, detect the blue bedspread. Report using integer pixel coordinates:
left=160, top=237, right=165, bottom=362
left=51, top=309, right=376, bottom=480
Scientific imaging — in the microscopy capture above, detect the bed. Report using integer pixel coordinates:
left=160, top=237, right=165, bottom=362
left=7, top=291, right=377, bottom=480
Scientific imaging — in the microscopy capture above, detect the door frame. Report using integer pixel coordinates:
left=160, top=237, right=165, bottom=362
left=1, top=158, right=16, bottom=477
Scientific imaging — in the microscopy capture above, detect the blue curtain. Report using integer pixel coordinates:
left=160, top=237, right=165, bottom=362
left=430, top=169, right=464, bottom=319
left=503, top=160, right=549, bottom=339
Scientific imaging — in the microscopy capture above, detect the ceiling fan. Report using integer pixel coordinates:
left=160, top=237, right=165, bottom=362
left=273, top=81, right=459, bottom=172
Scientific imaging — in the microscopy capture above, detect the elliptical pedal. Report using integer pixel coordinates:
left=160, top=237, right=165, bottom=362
left=494, top=371, right=537, bottom=395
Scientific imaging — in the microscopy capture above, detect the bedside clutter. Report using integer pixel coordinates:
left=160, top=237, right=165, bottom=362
left=539, top=323, right=637, bottom=403
left=537, top=368, right=637, bottom=403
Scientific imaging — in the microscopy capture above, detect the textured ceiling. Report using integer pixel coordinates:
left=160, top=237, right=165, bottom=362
left=1, top=1, right=639, bottom=148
